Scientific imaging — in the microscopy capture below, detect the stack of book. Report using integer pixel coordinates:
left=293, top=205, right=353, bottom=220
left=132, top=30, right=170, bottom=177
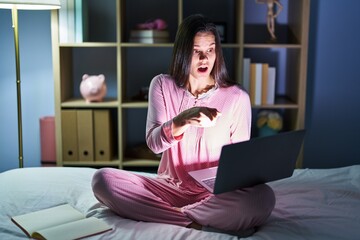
left=242, top=58, right=276, bottom=106
left=59, top=0, right=88, bottom=43
left=129, top=30, right=169, bottom=43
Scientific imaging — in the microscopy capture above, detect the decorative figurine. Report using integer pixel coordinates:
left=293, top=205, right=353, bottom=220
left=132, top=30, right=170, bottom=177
left=255, top=0, right=283, bottom=42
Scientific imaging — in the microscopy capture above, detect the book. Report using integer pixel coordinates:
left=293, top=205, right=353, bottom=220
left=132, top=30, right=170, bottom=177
left=267, top=67, right=276, bottom=104
left=75, top=0, right=89, bottom=42
left=130, top=30, right=169, bottom=38
left=261, top=63, right=269, bottom=105
left=242, top=58, right=251, bottom=92
left=129, top=37, right=169, bottom=43
left=59, top=0, right=75, bottom=43
left=11, top=204, right=112, bottom=240
left=67, top=0, right=76, bottom=42
left=58, top=0, right=68, bottom=43
left=129, top=30, right=169, bottom=43
left=250, top=63, right=262, bottom=106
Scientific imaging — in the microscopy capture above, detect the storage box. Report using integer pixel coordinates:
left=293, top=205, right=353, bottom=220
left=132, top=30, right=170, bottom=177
left=40, top=116, right=56, bottom=163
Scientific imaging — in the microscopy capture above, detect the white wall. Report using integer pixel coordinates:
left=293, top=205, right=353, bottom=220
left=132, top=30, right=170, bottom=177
left=0, top=10, right=54, bottom=172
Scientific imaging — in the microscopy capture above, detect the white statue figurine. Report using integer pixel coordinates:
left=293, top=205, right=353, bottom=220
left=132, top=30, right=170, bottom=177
left=256, top=0, right=283, bottom=42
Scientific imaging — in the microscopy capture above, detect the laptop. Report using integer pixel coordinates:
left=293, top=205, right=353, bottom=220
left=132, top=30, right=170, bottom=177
left=188, top=130, right=306, bottom=194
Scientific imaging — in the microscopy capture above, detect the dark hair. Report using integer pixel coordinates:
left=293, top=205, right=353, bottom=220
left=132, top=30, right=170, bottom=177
left=169, top=14, right=236, bottom=88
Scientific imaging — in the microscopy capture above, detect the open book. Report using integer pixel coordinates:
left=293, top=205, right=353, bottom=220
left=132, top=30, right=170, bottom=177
left=11, top=204, right=112, bottom=240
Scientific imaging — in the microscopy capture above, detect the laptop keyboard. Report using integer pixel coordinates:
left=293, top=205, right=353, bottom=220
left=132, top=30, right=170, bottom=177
left=202, top=177, right=216, bottom=190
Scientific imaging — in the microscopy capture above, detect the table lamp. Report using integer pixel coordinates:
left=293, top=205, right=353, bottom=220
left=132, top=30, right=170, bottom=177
left=0, top=0, right=60, bottom=168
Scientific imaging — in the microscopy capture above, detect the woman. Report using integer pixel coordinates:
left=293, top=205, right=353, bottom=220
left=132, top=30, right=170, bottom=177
left=92, top=14, right=275, bottom=237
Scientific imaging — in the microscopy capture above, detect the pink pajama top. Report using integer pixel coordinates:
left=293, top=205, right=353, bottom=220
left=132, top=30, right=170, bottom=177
left=146, top=74, right=252, bottom=196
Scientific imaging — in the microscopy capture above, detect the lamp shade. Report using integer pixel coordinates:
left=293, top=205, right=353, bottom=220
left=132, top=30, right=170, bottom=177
left=0, top=0, right=60, bottom=9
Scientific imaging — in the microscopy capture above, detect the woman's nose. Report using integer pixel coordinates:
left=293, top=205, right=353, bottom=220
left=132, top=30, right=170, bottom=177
left=199, top=52, right=207, bottom=60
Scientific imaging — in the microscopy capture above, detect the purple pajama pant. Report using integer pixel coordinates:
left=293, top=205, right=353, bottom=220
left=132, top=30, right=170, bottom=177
left=92, top=168, right=275, bottom=231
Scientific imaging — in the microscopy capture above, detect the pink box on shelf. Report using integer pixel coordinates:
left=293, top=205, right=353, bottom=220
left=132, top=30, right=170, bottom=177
left=40, top=116, right=56, bottom=163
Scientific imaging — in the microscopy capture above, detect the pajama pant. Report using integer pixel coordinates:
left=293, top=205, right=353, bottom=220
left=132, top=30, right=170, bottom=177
left=92, top=168, right=275, bottom=231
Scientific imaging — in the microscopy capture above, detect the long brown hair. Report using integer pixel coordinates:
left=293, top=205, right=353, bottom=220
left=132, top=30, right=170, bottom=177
left=169, top=14, right=236, bottom=88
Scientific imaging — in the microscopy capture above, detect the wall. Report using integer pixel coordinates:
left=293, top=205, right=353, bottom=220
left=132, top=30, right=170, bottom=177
left=0, top=10, right=54, bottom=172
left=303, top=0, right=360, bottom=168
left=1, top=1, right=360, bottom=172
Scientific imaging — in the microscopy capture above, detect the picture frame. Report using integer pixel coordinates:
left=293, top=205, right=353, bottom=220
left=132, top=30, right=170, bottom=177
left=215, top=22, right=227, bottom=43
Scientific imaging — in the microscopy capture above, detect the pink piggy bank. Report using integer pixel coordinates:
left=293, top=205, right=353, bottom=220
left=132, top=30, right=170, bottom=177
left=80, top=74, right=107, bottom=103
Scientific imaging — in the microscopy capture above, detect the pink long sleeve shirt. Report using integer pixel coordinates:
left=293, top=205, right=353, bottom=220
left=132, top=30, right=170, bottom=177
left=146, top=74, right=252, bottom=195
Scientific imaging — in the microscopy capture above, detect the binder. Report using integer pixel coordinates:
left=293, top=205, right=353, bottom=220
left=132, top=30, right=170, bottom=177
left=61, top=110, right=78, bottom=161
left=93, top=110, right=113, bottom=161
left=77, top=110, right=94, bottom=161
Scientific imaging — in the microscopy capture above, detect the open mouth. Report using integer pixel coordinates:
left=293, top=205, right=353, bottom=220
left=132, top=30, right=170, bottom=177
left=198, top=67, right=208, bottom=73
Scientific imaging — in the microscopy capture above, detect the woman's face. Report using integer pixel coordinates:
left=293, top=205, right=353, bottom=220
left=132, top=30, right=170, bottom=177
left=189, top=32, right=216, bottom=82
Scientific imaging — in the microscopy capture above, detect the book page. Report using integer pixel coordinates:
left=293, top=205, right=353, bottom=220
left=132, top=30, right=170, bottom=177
left=33, top=217, right=112, bottom=240
left=11, top=204, right=84, bottom=237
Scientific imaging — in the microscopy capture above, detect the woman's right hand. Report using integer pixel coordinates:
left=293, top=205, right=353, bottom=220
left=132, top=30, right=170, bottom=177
left=172, top=107, right=221, bottom=137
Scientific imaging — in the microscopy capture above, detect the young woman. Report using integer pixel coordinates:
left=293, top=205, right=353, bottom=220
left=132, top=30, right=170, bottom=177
left=92, top=14, right=275, bottom=237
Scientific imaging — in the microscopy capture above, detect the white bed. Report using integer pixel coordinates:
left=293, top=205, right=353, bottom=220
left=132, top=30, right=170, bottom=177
left=1, top=165, right=359, bottom=240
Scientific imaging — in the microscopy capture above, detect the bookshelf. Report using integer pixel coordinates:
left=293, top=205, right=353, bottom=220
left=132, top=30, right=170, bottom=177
left=51, top=0, right=310, bottom=169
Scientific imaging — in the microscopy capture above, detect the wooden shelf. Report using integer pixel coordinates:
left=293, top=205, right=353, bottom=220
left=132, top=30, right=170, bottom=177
left=60, top=42, right=118, bottom=47
left=244, top=43, right=301, bottom=49
left=51, top=0, right=310, bottom=169
left=252, top=96, right=299, bottom=109
left=120, top=43, right=173, bottom=48
left=121, top=101, right=148, bottom=108
left=61, top=98, right=118, bottom=108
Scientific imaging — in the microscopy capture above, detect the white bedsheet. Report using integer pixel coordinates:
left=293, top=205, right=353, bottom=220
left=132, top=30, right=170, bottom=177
left=1, top=165, right=359, bottom=240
